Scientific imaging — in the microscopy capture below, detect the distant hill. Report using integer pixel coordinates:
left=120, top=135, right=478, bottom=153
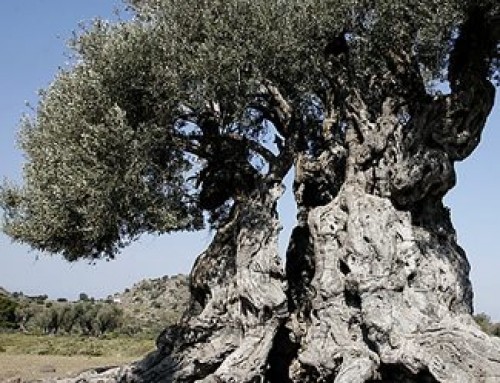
left=111, top=274, right=190, bottom=334
left=0, top=274, right=190, bottom=336
left=2, top=276, right=500, bottom=339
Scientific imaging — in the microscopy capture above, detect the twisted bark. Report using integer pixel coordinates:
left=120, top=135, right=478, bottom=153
left=284, top=7, right=500, bottom=382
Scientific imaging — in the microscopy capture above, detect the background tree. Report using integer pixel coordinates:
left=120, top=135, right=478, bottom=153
left=58, top=303, right=78, bottom=334
left=74, top=301, right=98, bottom=336
left=78, top=293, right=90, bottom=302
left=95, top=304, right=123, bottom=336
left=1, top=0, right=500, bottom=381
left=0, top=294, right=18, bottom=330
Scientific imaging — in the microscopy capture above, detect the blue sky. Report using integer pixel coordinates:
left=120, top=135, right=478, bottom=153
left=0, top=1, right=499, bottom=320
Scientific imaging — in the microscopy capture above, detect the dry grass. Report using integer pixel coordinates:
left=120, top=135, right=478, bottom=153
left=0, top=332, right=155, bottom=357
left=0, top=333, right=156, bottom=382
left=0, top=353, right=136, bottom=382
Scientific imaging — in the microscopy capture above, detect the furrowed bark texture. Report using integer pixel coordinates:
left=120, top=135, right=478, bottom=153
left=288, top=95, right=500, bottom=382
left=287, top=8, right=500, bottom=383
left=143, top=184, right=288, bottom=382
left=285, top=8, right=500, bottom=382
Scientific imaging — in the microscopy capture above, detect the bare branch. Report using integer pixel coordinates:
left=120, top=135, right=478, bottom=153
left=224, top=133, right=277, bottom=165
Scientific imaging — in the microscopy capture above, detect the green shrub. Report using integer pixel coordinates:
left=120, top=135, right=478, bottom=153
left=474, top=313, right=500, bottom=337
left=0, top=295, right=18, bottom=329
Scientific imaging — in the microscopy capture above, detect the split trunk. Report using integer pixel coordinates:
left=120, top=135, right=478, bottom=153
left=54, top=8, right=500, bottom=383
left=61, top=82, right=500, bottom=383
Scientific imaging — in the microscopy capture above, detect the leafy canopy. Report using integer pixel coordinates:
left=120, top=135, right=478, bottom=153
left=1, top=0, right=498, bottom=260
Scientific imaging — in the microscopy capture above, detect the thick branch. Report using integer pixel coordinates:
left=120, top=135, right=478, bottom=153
left=254, top=80, right=294, bottom=138
left=179, top=131, right=277, bottom=166
left=169, top=131, right=203, bottom=157
left=248, top=81, right=296, bottom=181
left=345, top=90, right=400, bottom=166
left=226, top=133, right=277, bottom=166
left=436, top=5, right=498, bottom=160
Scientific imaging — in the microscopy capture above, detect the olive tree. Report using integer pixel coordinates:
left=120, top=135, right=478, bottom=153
left=2, top=0, right=500, bottom=381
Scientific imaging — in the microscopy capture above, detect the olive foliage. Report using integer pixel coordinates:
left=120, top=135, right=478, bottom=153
left=1, top=0, right=499, bottom=260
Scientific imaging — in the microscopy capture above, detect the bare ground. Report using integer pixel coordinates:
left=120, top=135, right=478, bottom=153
left=0, top=354, right=136, bottom=382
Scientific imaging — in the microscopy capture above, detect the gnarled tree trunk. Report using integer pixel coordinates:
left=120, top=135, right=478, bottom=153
left=287, top=90, right=500, bottom=383
left=283, top=13, right=500, bottom=379
left=54, top=182, right=289, bottom=383
left=52, top=7, right=500, bottom=383
left=130, top=182, right=288, bottom=383
left=56, top=85, right=500, bottom=383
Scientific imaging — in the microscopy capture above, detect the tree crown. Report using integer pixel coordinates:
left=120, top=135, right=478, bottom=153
left=1, top=0, right=499, bottom=260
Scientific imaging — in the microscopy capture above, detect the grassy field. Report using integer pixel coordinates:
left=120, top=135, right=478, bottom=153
left=0, top=354, right=137, bottom=382
left=0, top=332, right=155, bottom=382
